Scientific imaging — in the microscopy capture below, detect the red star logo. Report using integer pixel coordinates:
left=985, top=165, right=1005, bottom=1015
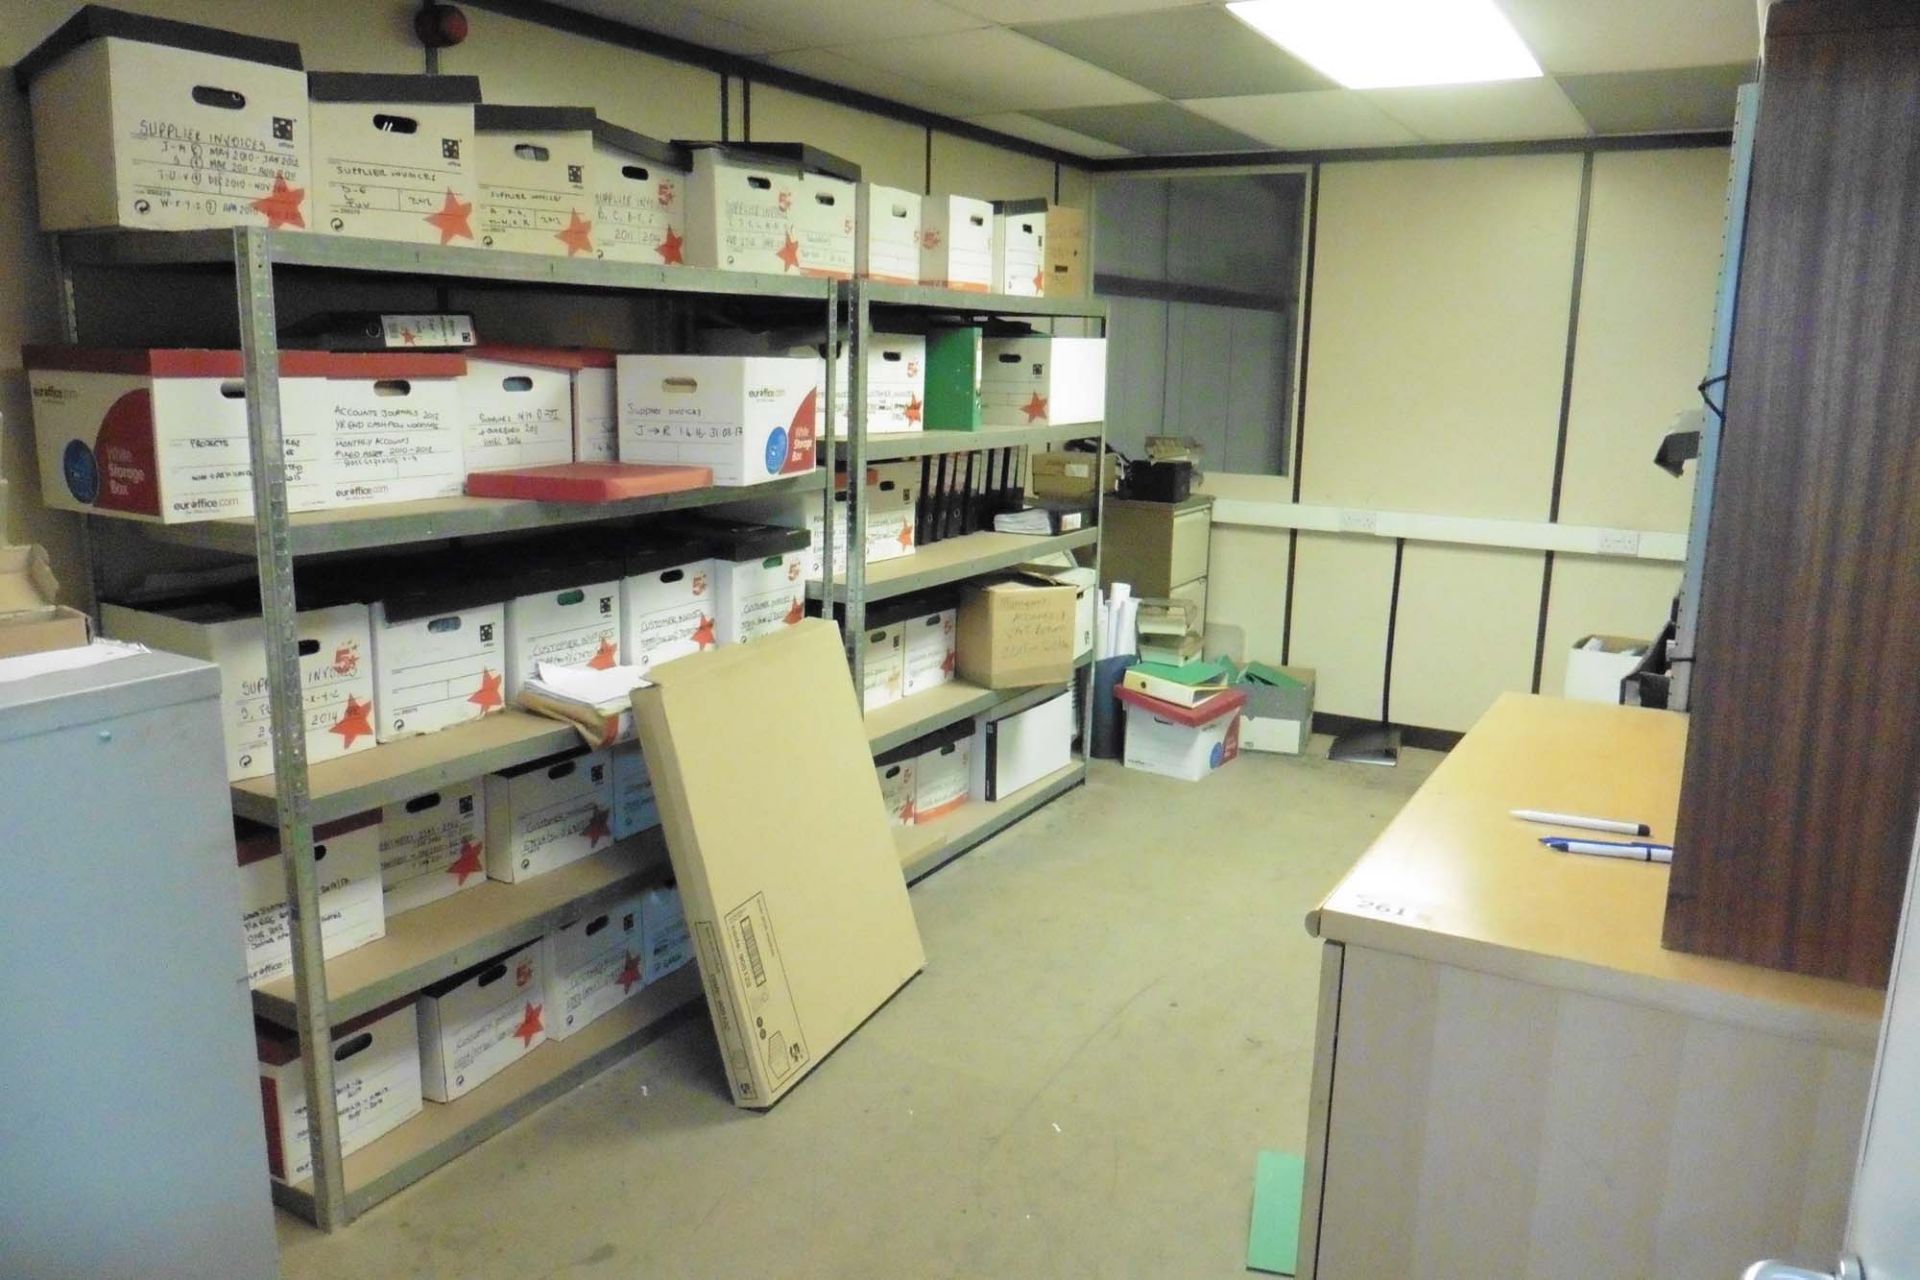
left=784, top=598, right=805, bottom=626
left=587, top=637, right=618, bottom=670
left=940, top=649, right=956, bottom=675
left=513, top=1002, right=544, bottom=1047
left=250, top=174, right=306, bottom=229
left=920, top=228, right=942, bottom=250
left=448, top=837, right=484, bottom=885
left=903, top=396, right=923, bottom=426
left=399, top=327, right=417, bottom=345
left=776, top=233, right=801, bottom=273
left=618, top=952, right=642, bottom=993
left=1033, top=268, right=1046, bottom=293
left=1020, top=392, right=1049, bottom=423
left=424, top=189, right=473, bottom=244
left=583, top=804, right=613, bottom=847
left=556, top=210, right=594, bottom=256
left=655, top=227, right=684, bottom=265
left=691, top=614, right=716, bottom=649
left=329, top=695, right=373, bottom=748
left=469, top=668, right=504, bottom=711
left=897, top=523, right=914, bottom=549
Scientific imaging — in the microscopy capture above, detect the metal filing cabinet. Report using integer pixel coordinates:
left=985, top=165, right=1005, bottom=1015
left=0, top=651, right=278, bottom=1280
left=1098, top=495, right=1212, bottom=618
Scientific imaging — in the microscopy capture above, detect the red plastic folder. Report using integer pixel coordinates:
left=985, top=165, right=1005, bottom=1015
left=463, top=462, right=713, bottom=503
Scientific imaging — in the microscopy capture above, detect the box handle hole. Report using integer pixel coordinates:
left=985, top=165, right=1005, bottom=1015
left=191, top=86, right=246, bottom=110
left=372, top=113, right=419, bottom=135
left=333, top=1031, right=374, bottom=1061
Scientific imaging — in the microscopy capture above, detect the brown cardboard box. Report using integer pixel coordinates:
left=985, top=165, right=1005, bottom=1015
left=955, top=577, right=1076, bottom=689
left=1044, top=205, right=1088, bottom=298
left=1030, top=450, right=1118, bottom=500
left=630, top=619, right=924, bottom=1108
left=0, top=544, right=92, bottom=657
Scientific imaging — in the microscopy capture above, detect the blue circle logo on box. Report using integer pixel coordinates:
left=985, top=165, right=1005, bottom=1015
left=1209, top=741, right=1225, bottom=768
left=63, top=440, right=99, bottom=504
left=764, top=426, right=788, bottom=475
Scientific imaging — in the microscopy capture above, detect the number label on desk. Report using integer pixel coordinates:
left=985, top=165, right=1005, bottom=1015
left=1349, top=895, right=1430, bottom=925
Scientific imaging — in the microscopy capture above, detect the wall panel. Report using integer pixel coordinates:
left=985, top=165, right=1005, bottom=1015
left=929, top=130, right=1056, bottom=202
left=1388, top=544, right=1543, bottom=733
left=1286, top=532, right=1395, bottom=720
left=749, top=84, right=925, bottom=192
left=1205, top=524, right=1292, bottom=665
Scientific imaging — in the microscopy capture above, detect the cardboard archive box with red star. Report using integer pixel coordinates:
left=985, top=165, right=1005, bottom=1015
left=378, top=781, right=489, bottom=917
left=992, top=199, right=1049, bottom=298
left=365, top=571, right=508, bottom=744
left=234, top=810, right=386, bottom=989
left=472, top=104, right=597, bottom=257
left=499, top=555, right=624, bottom=701
left=307, top=72, right=480, bottom=246
left=481, top=747, right=617, bottom=883
left=417, top=940, right=549, bottom=1102
left=920, top=194, right=996, bottom=292
left=902, top=597, right=959, bottom=698
left=674, top=517, right=811, bottom=645
left=542, top=892, right=648, bottom=1040
left=857, top=182, right=923, bottom=284
left=679, top=141, right=859, bottom=278
left=257, top=997, right=422, bottom=1183
left=590, top=121, right=690, bottom=267
left=980, top=335, right=1109, bottom=429
left=616, top=534, right=721, bottom=675
left=15, top=7, right=311, bottom=233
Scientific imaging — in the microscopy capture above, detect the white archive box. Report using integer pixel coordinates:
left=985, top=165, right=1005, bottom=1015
left=619, top=537, right=720, bottom=673
left=18, top=7, right=310, bottom=233
left=369, top=583, right=506, bottom=743
left=803, top=462, right=917, bottom=581
left=472, top=104, right=596, bottom=257
left=609, top=741, right=660, bottom=839
left=483, top=747, right=615, bottom=883
left=591, top=121, right=690, bottom=266
left=501, top=562, right=623, bottom=700
left=687, top=519, right=811, bottom=644
left=257, top=999, right=422, bottom=1183
left=682, top=142, right=860, bottom=277
left=972, top=691, right=1073, bottom=801
left=304, top=353, right=466, bottom=508
left=103, top=598, right=376, bottom=781
left=920, top=194, right=995, bottom=292
left=616, top=354, right=819, bottom=486
left=914, top=726, right=972, bottom=824
left=861, top=622, right=906, bottom=712
left=981, top=336, right=1108, bottom=427
left=639, top=885, right=693, bottom=985
left=543, top=893, right=645, bottom=1040
left=901, top=602, right=957, bottom=697
left=857, top=183, right=923, bottom=284
left=865, top=334, right=927, bottom=435
left=417, top=940, right=548, bottom=1102
left=876, top=756, right=917, bottom=827
left=460, top=346, right=589, bottom=473
left=379, top=780, right=488, bottom=917
left=234, top=811, right=385, bottom=989
left=307, top=72, right=480, bottom=246
left=993, top=199, right=1048, bottom=297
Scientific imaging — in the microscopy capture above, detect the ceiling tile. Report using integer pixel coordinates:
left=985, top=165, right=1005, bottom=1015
left=823, top=27, right=1162, bottom=112
left=1496, top=0, right=1760, bottom=74
left=966, top=112, right=1136, bottom=158
left=1557, top=63, right=1748, bottom=134
left=1365, top=78, right=1591, bottom=143
left=1016, top=7, right=1334, bottom=99
left=551, top=0, right=786, bottom=55
left=943, top=0, right=1204, bottom=21
left=1029, top=101, right=1267, bottom=153
left=1183, top=91, right=1419, bottom=149
left=765, top=47, right=998, bottom=118
left=663, top=0, right=986, bottom=54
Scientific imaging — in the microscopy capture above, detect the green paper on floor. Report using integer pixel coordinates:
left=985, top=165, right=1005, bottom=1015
left=1246, top=1150, right=1304, bottom=1275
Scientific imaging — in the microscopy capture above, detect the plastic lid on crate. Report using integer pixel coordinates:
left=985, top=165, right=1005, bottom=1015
left=419, top=937, right=542, bottom=1000
left=1114, top=684, right=1247, bottom=726
left=674, top=517, right=810, bottom=563
left=467, top=345, right=617, bottom=370
left=993, top=197, right=1050, bottom=216
left=676, top=139, right=862, bottom=184
left=475, top=104, right=596, bottom=133
left=15, top=5, right=304, bottom=90
left=591, top=120, right=691, bottom=172
left=255, top=995, right=414, bottom=1064
left=21, top=346, right=463, bottom=379
left=232, top=809, right=381, bottom=868
left=614, top=533, right=718, bottom=578
left=307, top=71, right=481, bottom=103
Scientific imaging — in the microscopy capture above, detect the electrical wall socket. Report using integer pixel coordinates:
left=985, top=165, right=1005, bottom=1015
left=1595, top=528, right=1643, bottom=557
left=1339, top=509, right=1378, bottom=534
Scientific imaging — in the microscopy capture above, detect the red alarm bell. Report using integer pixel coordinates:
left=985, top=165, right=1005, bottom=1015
left=415, top=2, right=470, bottom=49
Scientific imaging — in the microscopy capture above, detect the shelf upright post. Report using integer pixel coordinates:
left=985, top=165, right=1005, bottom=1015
left=1087, top=305, right=1109, bottom=752
left=844, top=279, right=870, bottom=685
left=233, top=227, right=349, bottom=1229
left=48, top=237, right=102, bottom=617
left=819, top=279, right=838, bottom=610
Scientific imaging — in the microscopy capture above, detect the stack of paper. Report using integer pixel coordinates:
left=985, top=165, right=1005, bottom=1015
left=1136, top=598, right=1201, bottom=665
left=517, top=662, right=651, bottom=748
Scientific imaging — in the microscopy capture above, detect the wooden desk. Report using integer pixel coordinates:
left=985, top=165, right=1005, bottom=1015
left=1299, top=695, right=1883, bottom=1280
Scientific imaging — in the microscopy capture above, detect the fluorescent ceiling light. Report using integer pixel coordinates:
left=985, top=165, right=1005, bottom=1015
left=1226, top=0, right=1544, bottom=90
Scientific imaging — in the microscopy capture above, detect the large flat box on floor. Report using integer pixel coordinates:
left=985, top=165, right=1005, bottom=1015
left=257, top=998, right=422, bottom=1183
left=416, top=940, right=548, bottom=1101
left=17, top=7, right=310, bottom=233
left=308, top=72, right=480, bottom=246
left=473, top=105, right=595, bottom=257
left=632, top=619, right=924, bottom=1108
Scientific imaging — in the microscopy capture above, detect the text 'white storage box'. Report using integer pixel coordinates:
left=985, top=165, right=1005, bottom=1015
left=982, top=336, right=1107, bottom=427
left=914, top=726, right=972, bottom=824
left=502, top=569, right=622, bottom=699
left=591, top=122, right=689, bottom=266
left=640, top=885, right=693, bottom=985
left=461, top=346, right=582, bottom=473
left=920, top=194, right=995, bottom=292
left=619, top=539, right=718, bottom=673
left=19, top=8, right=310, bottom=233
left=543, top=894, right=644, bottom=1040
left=993, top=199, right=1047, bottom=297
left=104, top=599, right=377, bottom=781
left=235, top=811, right=385, bottom=989
left=483, top=748, right=615, bottom=882
left=858, top=183, right=922, bottom=284
left=257, top=998, right=422, bottom=1183
left=876, top=756, right=916, bottom=827
left=379, top=781, right=487, bottom=917
left=617, top=354, right=819, bottom=486
left=1117, top=686, right=1247, bottom=782
left=902, top=604, right=957, bottom=697
left=683, top=143, right=859, bottom=277
left=417, top=941, right=547, bottom=1101
left=610, top=741, right=660, bottom=838
left=695, top=520, right=811, bottom=644
left=308, top=72, right=479, bottom=246
left=473, top=104, right=596, bottom=257
left=369, top=586, right=506, bottom=744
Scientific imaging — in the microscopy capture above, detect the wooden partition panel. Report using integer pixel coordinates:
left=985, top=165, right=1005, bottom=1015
left=1669, top=0, right=1920, bottom=986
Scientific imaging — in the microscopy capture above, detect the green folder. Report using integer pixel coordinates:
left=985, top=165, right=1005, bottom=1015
left=1247, top=1150, right=1304, bottom=1275
left=1131, top=657, right=1235, bottom=687
left=1241, top=661, right=1308, bottom=691
left=925, top=325, right=983, bottom=430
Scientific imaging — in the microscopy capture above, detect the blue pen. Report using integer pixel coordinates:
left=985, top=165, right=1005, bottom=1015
left=1539, top=836, right=1673, bottom=864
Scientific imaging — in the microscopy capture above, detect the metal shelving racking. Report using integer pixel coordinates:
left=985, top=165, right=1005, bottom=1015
left=52, top=228, right=839, bottom=1231
left=838, top=279, right=1109, bottom=871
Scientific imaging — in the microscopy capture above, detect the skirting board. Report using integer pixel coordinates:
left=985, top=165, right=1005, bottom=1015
left=1208, top=498, right=1687, bottom=563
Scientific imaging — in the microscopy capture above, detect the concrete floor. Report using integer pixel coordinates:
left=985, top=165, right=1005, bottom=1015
left=279, top=743, right=1439, bottom=1280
